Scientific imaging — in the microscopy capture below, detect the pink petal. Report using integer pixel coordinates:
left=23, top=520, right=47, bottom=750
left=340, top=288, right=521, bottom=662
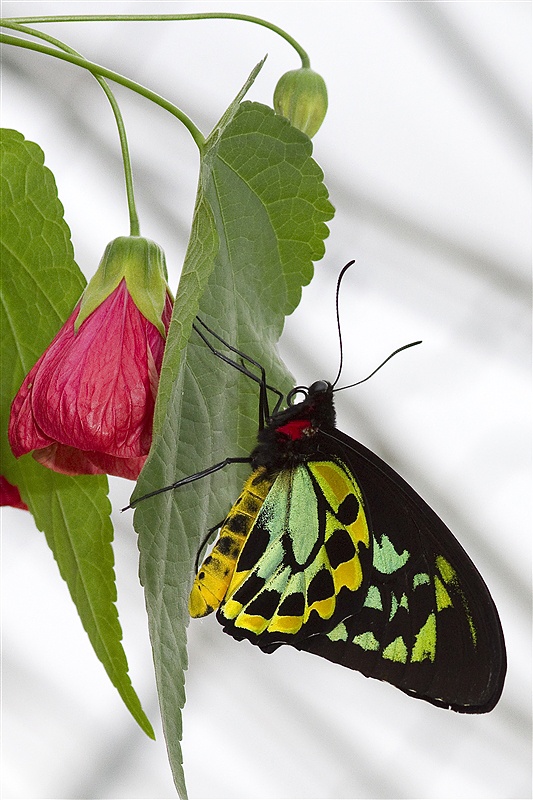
left=8, top=304, right=82, bottom=457
left=0, top=476, right=28, bottom=510
left=32, top=444, right=146, bottom=480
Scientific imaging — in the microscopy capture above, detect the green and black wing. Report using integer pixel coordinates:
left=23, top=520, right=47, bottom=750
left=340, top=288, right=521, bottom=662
left=214, top=425, right=505, bottom=713
left=217, top=459, right=374, bottom=645
left=292, top=428, right=506, bottom=713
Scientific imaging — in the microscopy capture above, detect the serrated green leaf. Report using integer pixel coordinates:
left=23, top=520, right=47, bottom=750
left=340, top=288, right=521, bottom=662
left=132, top=92, right=334, bottom=795
left=0, top=128, right=153, bottom=739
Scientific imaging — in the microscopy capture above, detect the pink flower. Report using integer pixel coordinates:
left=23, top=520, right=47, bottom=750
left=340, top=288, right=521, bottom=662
left=9, top=279, right=172, bottom=479
left=0, top=476, right=28, bottom=510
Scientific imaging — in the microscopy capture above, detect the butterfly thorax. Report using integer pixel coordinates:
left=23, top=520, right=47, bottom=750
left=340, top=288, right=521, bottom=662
left=250, top=381, right=336, bottom=474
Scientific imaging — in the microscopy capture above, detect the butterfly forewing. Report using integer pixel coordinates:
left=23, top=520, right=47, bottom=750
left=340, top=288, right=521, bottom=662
left=291, top=429, right=506, bottom=713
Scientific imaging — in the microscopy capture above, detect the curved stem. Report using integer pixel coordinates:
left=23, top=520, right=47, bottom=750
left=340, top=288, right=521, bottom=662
left=0, top=31, right=206, bottom=154
left=2, top=20, right=140, bottom=235
left=2, top=12, right=311, bottom=67
left=106, top=86, right=140, bottom=236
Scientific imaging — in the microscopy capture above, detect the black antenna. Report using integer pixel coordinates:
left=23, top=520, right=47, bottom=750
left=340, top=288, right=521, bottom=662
left=329, top=260, right=421, bottom=391
left=334, top=340, right=422, bottom=393
left=331, top=260, right=356, bottom=388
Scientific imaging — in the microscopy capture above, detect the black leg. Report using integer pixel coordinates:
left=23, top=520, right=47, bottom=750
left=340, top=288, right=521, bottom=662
left=122, top=456, right=251, bottom=510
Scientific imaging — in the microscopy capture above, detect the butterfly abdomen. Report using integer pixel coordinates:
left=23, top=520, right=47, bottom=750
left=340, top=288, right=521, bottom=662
left=188, top=468, right=275, bottom=618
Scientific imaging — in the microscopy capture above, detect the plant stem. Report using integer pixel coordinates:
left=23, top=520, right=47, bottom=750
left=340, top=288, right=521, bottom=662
left=2, top=12, right=311, bottom=67
left=0, top=31, right=206, bottom=154
left=2, top=20, right=141, bottom=235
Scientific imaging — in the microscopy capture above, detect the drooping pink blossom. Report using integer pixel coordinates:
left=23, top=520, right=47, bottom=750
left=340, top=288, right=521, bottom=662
left=9, top=279, right=172, bottom=479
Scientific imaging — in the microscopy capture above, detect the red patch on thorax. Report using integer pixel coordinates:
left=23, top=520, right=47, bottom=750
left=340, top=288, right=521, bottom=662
left=276, top=419, right=312, bottom=440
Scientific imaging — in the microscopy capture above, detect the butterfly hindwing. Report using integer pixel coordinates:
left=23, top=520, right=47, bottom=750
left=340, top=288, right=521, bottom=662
left=291, top=429, right=506, bottom=713
left=217, top=459, right=373, bottom=648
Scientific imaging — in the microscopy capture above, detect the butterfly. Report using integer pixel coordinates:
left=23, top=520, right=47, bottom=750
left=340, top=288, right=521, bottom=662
left=132, top=262, right=506, bottom=713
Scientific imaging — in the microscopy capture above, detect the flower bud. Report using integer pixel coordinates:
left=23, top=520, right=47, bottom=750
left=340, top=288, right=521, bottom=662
left=273, top=68, right=328, bottom=138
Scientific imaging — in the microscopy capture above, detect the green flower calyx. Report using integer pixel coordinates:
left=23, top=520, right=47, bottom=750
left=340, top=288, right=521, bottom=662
left=75, top=236, right=171, bottom=336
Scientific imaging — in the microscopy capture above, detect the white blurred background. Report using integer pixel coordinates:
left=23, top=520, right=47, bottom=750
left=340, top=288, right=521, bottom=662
left=1, top=2, right=531, bottom=798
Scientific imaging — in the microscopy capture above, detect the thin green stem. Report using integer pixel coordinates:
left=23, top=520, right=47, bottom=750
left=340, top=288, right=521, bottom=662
left=0, top=31, right=206, bottom=153
left=2, top=12, right=311, bottom=67
left=2, top=20, right=140, bottom=235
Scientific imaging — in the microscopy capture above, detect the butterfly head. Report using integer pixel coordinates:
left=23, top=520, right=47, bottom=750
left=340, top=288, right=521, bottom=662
left=282, top=380, right=335, bottom=431
left=251, top=381, right=336, bottom=471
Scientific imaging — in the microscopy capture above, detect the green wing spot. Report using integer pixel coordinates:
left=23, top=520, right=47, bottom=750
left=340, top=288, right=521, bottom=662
left=389, top=592, right=409, bottom=621
left=382, top=636, right=408, bottom=663
left=466, top=613, right=478, bottom=646
left=255, top=540, right=286, bottom=581
left=413, top=572, right=430, bottom=589
left=353, top=631, right=380, bottom=651
left=328, top=622, right=348, bottom=642
left=257, top=469, right=320, bottom=565
left=436, top=555, right=456, bottom=584
left=435, top=555, right=478, bottom=645
left=287, top=467, right=320, bottom=564
left=389, top=593, right=398, bottom=621
left=411, top=612, right=437, bottom=663
left=434, top=575, right=453, bottom=611
left=374, top=534, right=409, bottom=574
left=363, top=584, right=383, bottom=611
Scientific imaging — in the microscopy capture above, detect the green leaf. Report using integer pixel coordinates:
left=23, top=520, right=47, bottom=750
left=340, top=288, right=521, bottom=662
left=0, top=128, right=154, bottom=739
left=131, top=89, right=334, bottom=793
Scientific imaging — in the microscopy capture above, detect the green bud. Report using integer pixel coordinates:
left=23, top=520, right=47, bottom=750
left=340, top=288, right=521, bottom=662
left=273, top=68, right=328, bottom=138
left=75, top=236, right=170, bottom=336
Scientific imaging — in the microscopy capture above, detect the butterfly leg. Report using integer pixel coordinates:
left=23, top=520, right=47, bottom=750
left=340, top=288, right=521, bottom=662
left=122, top=456, right=251, bottom=510
left=194, top=318, right=283, bottom=426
